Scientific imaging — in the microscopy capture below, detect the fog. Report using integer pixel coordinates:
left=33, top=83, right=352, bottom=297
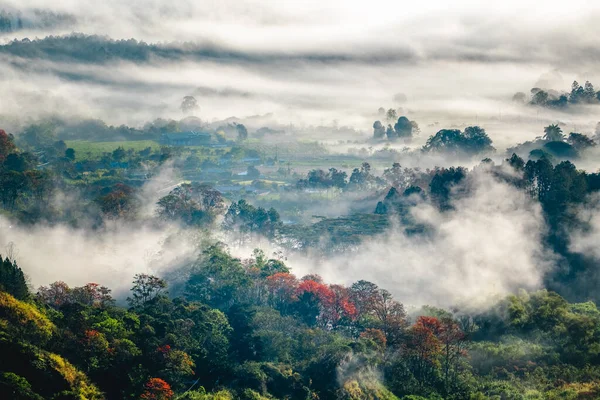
left=1, top=0, right=599, bottom=306
left=0, top=167, right=199, bottom=297
left=1, top=1, right=600, bottom=145
left=277, top=167, right=555, bottom=309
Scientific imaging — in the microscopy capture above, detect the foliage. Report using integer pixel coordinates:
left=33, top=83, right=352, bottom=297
left=423, top=126, right=494, bottom=156
left=157, top=183, right=225, bottom=226
left=0, top=256, right=29, bottom=300
left=0, top=291, right=54, bottom=342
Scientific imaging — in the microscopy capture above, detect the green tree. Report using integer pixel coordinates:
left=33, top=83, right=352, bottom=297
left=568, top=133, right=595, bottom=152
left=394, top=116, right=413, bottom=139
left=543, top=124, right=564, bottom=142
left=127, top=274, right=167, bottom=308
left=236, top=124, right=249, bottom=141
left=0, top=256, right=29, bottom=300
left=157, top=183, right=224, bottom=226
left=373, top=121, right=386, bottom=139
left=185, top=245, right=250, bottom=310
left=65, top=148, right=76, bottom=160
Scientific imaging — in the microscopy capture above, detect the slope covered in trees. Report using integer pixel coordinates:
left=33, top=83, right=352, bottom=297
left=4, top=246, right=600, bottom=399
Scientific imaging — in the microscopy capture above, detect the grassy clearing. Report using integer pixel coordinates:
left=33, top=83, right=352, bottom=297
left=65, top=140, right=160, bottom=160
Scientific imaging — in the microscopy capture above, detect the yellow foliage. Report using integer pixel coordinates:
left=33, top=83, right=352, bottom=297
left=211, top=389, right=234, bottom=400
left=342, top=380, right=364, bottom=399
left=338, top=379, right=399, bottom=400
left=47, top=352, right=104, bottom=400
left=546, top=381, right=600, bottom=399
left=0, top=292, right=54, bottom=341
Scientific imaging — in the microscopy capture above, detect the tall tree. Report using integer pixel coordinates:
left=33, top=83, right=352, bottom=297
left=180, top=96, right=199, bottom=113
left=543, top=124, right=564, bottom=142
left=0, top=256, right=29, bottom=300
left=127, top=274, right=167, bottom=308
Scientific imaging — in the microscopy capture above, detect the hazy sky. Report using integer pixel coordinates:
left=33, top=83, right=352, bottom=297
left=1, top=0, right=599, bottom=147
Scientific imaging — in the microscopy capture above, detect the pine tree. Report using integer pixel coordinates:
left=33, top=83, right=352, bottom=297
left=0, top=256, right=29, bottom=300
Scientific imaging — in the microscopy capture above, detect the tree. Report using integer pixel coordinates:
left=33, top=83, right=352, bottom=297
left=423, top=129, right=463, bottom=154
left=65, top=148, right=76, bottom=160
left=568, top=133, right=595, bottom=152
left=406, top=316, right=443, bottom=388
left=97, top=183, right=139, bottom=219
left=21, top=123, right=56, bottom=149
left=181, top=96, right=199, bottom=114
left=438, top=317, right=466, bottom=394
left=506, top=153, right=525, bottom=171
left=329, top=168, right=347, bottom=189
left=429, top=167, right=467, bottom=210
left=423, top=127, right=494, bottom=156
left=531, top=90, right=549, bottom=106
left=3, top=153, right=31, bottom=172
left=0, top=129, right=16, bottom=162
left=71, top=283, right=114, bottom=307
left=543, top=124, right=564, bottom=142
left=223, top=199, right=281, bottom=241
left=236, top=123, right=248, bottom=141
left=0, top=170, right=27, bottom=210
left=462, top=126, right=494, bottom=154
left=0, top=256, right=29, bottom=300
left=294, top=279, right=335, bottom=327
left=570, top=81, right=585, bottom=104
left=127, top=274, right=167, bottom=308
left=266, top=272, right=298, bottom=313
left=394, top=116, right=413, bottom=139
left=386, top=108, right=398, bottom=123
left=386, top=124, right=396, bottom=140
left=371, top=289, right=407, bottom=346
left=350, top=280, right=379, bottom=316
left=247, top=165, right=260, bottom=180
left=348, top=162, right=375, bottom=190
left=140, top=378, right=174, bottom=400
left=112, top=146, right=126, bottom=161
left=36, top=281, right=71, bottom=307
left=157, top=183, right=224, bottom=226
left=373, top=121, right=385, bottom=139
left=524, top=157, right=554, bottom=203
left=185, top=244, right=250, bottom=310
left=325, top=284, right=357, bottom=329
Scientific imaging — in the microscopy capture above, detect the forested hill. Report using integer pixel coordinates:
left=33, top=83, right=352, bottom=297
left=0, top=34, right=401, bottom=66
left=3, top=245, right=600, bottom=399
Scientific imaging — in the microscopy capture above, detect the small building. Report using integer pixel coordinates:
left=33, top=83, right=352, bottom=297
left=160, top=131, right=212, bottom=146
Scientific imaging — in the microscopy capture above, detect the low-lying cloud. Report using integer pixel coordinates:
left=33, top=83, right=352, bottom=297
left=282, top=168, right=555, bottom=309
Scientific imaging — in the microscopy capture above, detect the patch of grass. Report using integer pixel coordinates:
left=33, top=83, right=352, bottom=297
left=65, top=140, right=160, bottom=160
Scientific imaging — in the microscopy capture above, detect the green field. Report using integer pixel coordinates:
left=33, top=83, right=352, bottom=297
left=65, top=140, right=161, bottom=160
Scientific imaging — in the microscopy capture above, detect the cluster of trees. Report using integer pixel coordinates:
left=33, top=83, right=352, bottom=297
left=0, top=129, right=56, bottom=217
left=0, top=9, right=74, bottom=32
left=296, top=163, right=384, bottom=192
left=0, top=9, right=22, bottom=32
left=372, top=152, right=600, bottom=304
left=515, top=80, right=600, bottom=108
left=17, top=119, right=187, bottom=144
left=507, top=124, right=596, bottom=161
left=157, top=183, right=225, bottom=226
left=422, top=126, right=495, bottom=156
left=4, top=244, right=600, bottom=399
left=223, top=200, right=281, bottom=243
left=0, top=127, right=247, bottom=226
left=295, top=168, right=348, bottom=190
left=373, top=116, right=419, bottom=141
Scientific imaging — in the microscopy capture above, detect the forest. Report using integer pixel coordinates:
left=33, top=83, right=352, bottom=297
left=3, top=112, right=600, bottom=399
left=3, top=1, right=600, bottom=399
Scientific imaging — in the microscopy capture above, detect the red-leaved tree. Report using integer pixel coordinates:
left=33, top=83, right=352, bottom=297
left=140, top=378, right=173, bottom=400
